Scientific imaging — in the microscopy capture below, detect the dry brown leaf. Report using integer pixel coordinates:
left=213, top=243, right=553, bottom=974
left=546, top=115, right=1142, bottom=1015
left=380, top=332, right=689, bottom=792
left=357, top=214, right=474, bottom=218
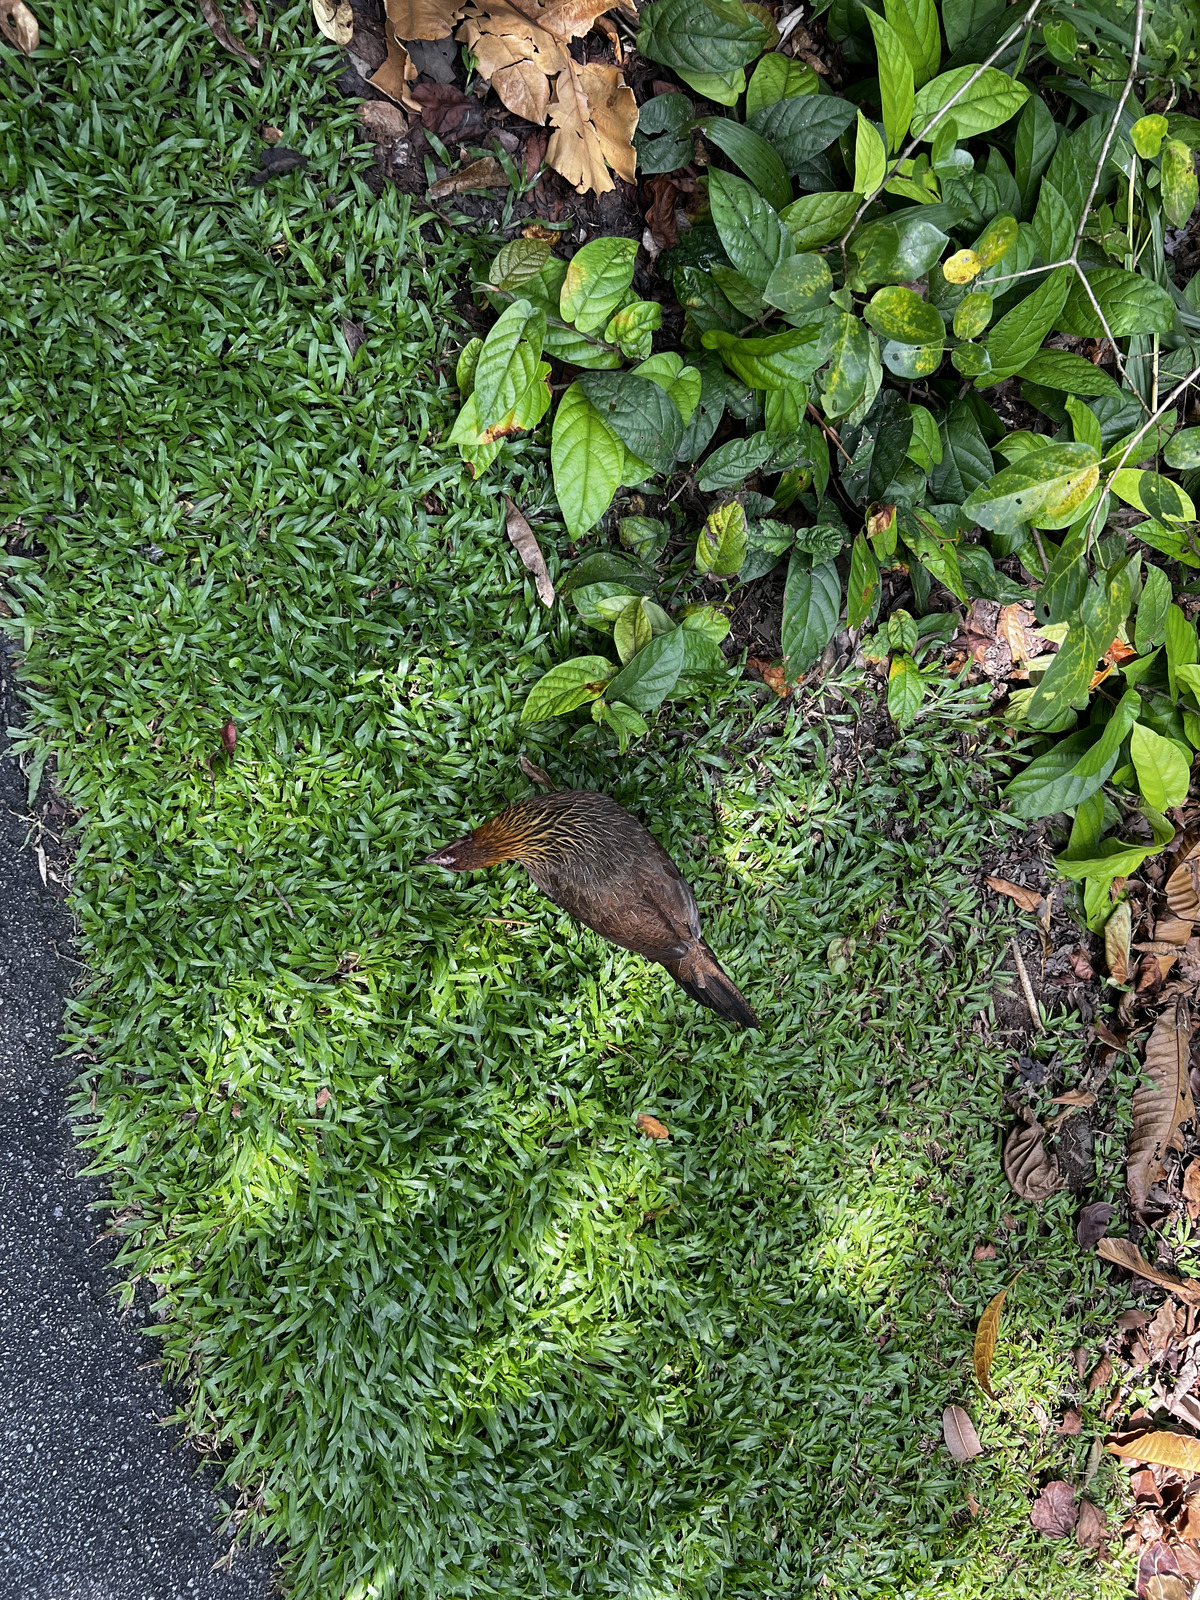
left=574, top=63, right=636, bottom=183
left=429, top=155, right=511, bottom=197
left=1069, top=947, right=1096, bottom=981
left=974, top=1271, right=1024, bottom=1400
left=199, top=0, right=261, bottom=66
left=1184, top=1160, right=1200, bottom=1221
left=1096, top=1237, right=1200, bottom=1303
left=1077, top=1201, right=1114, bottom=1248
left=967, top=1491, right=981, bottom=1516
left=0, top=0, right=38, bottom=52
left=385, top=0, right=466, bottom=39
left=1053, top=1090, right=1097, bottom=1107
left=313, top=0, right=353, bottom=43
left=1031, top=1480, right=1078, bottom=1537
left=973, top=1242, right=996, bottom=1261
left=1147, top=1299, right=1178, bottom=1354
left=997, top=603, right=1053, bottom=663
left=748, top=657, right=791, bottom=698
left=1087, top=1353, right=1113, bottom=1395
left=360, top=102, right=411, bottom=139
left=1155, top=917, right=1195, bottom=946
left=1146, top=1579, right=1190, bottom=1600
left=1058, top=1407, right=1082, bottom=1435
left=636, top=1113, right=670, bottom=1139
left=985, top=875, right=1042, bottom=913
left=1167, top=839, right=1200, bottom=920
left=1105, top=900, right=1132, bottom=984
left=1128, top=997, right=1194, bottom=1214
left=942, top=1404, right=982, bottom=1462
left=1076, top=1497, right=1107, bottom=1550
left=504, top=496, right=554, bottom=607
left=1003, top=1108, right=1066, bottom=1202
left=370, top=27, right=421, bottom=112
left=1108, top=1431, right=1200, bottom=1474
left=518, top=753, right=555, bottom=789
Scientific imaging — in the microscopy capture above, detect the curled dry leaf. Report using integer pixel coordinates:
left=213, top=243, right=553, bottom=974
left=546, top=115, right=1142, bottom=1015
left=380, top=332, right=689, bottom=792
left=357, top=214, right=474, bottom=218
left=1058, top=1407, right=1082, bottom=1435
left=1183, top=1160, right=1200, bottom=1221
left=942, top=1404, right=983, bottom=1463
left=985, top=876, right=1042, bottom=913
left=1096, top=1237, right=1200, bottom=1304
left=313, top=0, right=354, bottom=44
left=1086, top=1353, right=1113, bottom=1395
left=748, top=658, right=791, bottom=698
left=1128, top=997, right=1194, bottom=1215
left=429, top=155, right=511, bottom=197
left=1076, top=1201, right=1114, bottom=1248
left=973, top=1242, right=996, bottom=1261
left=1108, top=1430, right=1200, bottom=1474
left=518, top=753, right=555, bottom=789
left=370, top=27, right=421, bottom=112
left=1155, top=917, right=1195, bottom=946
left=1053, top=1090, right=1097, bottom=1108
left=974, top=1271, right=1024, bottom=1400
left=636, top=1113, right=669, bottom=1139
left=360, top=102, right=410, bottom=139
left=504, top=497, right=555, bottom=608
left=997, top=603, right=1054, bottom=664
left=220, top=719, right=237, bottom=757
left=1105, top=901, right=1132, bottom=985
left=1069, top=947, right=1096, bottom=982
left=1167, top=839, right=1200, bottom=920
left=0, top=0, right=38, bottom=52
left=199, top=0, right=262, bottom=65
left=1030, top=1480, right=1078, bottom=1538
left=1003, top=1108, right=1066, bottom=1202
left=1075, top=1497, right=1107, bottom=1550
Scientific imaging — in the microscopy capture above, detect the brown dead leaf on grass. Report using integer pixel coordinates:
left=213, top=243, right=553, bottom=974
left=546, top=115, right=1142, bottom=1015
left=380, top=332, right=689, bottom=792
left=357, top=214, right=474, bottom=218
left=360, top=102, right=411, bottom=139
left=748, top=658, right=791, bottom=698
left=430, top=155, right=511, bottom=197
left=1077, top=1201, right=1114, bottom=1248
left=519, top=753, right=555, bottom=789
left=1031, top=1480, right=1078, bottom=1537
left=973, top=1271, right=1024, bottom=1400
left=1128, top=998, right=1194, bottom=1214
left=369, top=22, right=421, bottom=111
left=1087, top=1353, right=1113, bottom=1395
left=504, top=496, right=555, bottom=607
left=1106, top=900, right=1132, bottom=983
left=985, top=876, right=1042, bottom=912
left=1058, top=1407, right=1082, bottom=1435
left=0, top=0, right=38, bottom=52
left=1183, top=1161, right=1200, bottom=1221
left=1096, top=1238, right=1200, bottom=1303
left=942, top=1404, right=983, bottom=1462
left=200, top=0, right=261, bottom=66
left=1003, top=1108, right=1066, bottom=1201
left=1167, top=839, right=1200, bottom=920
left=412, top=82, right=481, bottom=137
left=1075, top=1497, right=1107, bottom=1549
left=636, top=1113, right=670, bottom=1139
left=1109, top=1431, right=1200, bottom=1474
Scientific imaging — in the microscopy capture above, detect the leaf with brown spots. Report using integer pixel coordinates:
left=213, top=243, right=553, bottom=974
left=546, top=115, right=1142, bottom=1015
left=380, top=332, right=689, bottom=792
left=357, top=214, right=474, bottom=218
left=1128, top=998, right=1194, bottom=1215
left=942, top=1404, right=983, bottom=1462
left=985, top=876, right=1042, bottom=912
left=1030, top=1480, right=1078, bottom=1537
left=1096, top=1237, right=1200, bottom=1303
left=636, top=1113, right=670, bottom=1139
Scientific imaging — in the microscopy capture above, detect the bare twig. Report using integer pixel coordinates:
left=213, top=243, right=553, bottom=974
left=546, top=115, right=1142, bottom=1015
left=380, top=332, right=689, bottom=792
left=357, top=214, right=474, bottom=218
left=1010, top=937, right=1045, bottom=1034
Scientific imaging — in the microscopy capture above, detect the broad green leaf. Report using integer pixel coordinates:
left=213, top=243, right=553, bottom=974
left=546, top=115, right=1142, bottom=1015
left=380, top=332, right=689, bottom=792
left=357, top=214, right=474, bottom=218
left=864, top=284, right=945, bottom=345
left=456, top=337, right=483, bottom=397
left=953, top=291, right=993, bottom=339
left=559, top=551, right=658, bottom=596
left=883, top=0, right=940, bottom=87
left=887, top=608, right=919, bottom=653
left=673, top=65, right=746, bottom=105
left=963, top=442, right=1100, bottom=531
left=749, top=95, right=858, bottom=172
left=613, top=598, right=654, bottom=664
left=473, top=298, right=547, bottom=425
left=1066, top=396, right=1102, bottom=453
left=1110, top=470, right=1196, bottom=523
left=448, top=361, right=551, bottom=476
left=1136, top=565, right=1171, bottom=655
left=1165, top=428, right=1200, bottom=471
left=1031, top=178, right=1073, bottom=263
left=887, top=655, right=924, bottom=726
left=781, top=553, right=841, bottom=677
left=604, top=300, right=663, bottom=362
left=1166, top=604, right=1198, bottom=700
left=820, top=313, right=874, bottom=419
left=637, top=0, right=773, bottom=77
left=849, top=212, right=950, bottom=287
left=1016, top=349, right=1123, bottom=398
left=853, top=109, right=889, bottom=193
left=633, top=354, right=702, bottom=426
left=551, top=382, right=625, bottom=538
left=941, top=0, right=1004, bottom=55
left=696, top=500, right=749, bottom=575
left=910, top=67, right=1029, bottom=142
left=1131, top=114, right=1168, bottom=159
left=560, top=238, right=639, bottom=333
left=1163, top=140, right=1200, bottom=229
left=746, top=52, right=818, bottom=118
left=1042, top=18, right=1076, bottom=63
left=677, top=352, right=727, bottom=459
left=521, top=656, right=616, bottom=724
left=1003, top=728, right=1120, bottom=820
left=882, top=340, right=943, bottom=378
left=591, top=698, right=650, bottom=751
left=605, top=626, right=687, bottom=712
left=712, top=265, right=769, bottom=318
left=708, top=168, right=793, bottom=291
left=696, top=432, right=774, bottom=491
left=1131, top=722, right=1191, bottom=811
left=619, top=516, right=669, bottom=560
left=542, top=325, right=625, bottom=369
left=973, top=214, right=1017, bottom=269
left=573, top=581, right=644, bottom=627
left=780, top=190, right=861, bottom=249
left=908, top=404, right=942, bottom=469
left=1070, top=690, right=1141, bottom=779
left=701, top=118, right=793, bottom=211
left=1134, top=520, right=1200, bottom=569
left=1057, top=835, right=1171, bottom=894
left=634, top=91, right=695, bottom=175
left=679, top=604, right=732, bottom=642
left=763, top=253, right=834, bottom=319
left=900, top=509, right=968, bottom=601
left=702, top=323, right=829, bottom=389
left=847, top=531, right=881, bottom=627
left=952, top=338, right=990, bottom=377
left=488, top=239, right=552, bottom=290
left=930, top=401, right=993, bottom=499
left=1059, top=269, right=1177, bottom=338
left=1014, top=95, right=1058, bottom=211
left=578, top=372, right=684, bottom=475
left=984, top=265, right=1072, bottom=382
left=866, top=10, right=915, bottom=154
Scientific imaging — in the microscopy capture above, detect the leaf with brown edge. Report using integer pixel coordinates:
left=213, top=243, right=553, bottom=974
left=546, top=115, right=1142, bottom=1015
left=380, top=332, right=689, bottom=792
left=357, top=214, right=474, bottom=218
left=942, top=1405, right=982, bottom=1462
left=1096, top=1237, right=1200, bottom=1303
left=1105, top=901, right=1132, bottom=984
left=1167, top=839, right=1200, bottom=920
left=1003, top=1108, right=1066, bottom=1202
left=504, top=496, right=555, bottom=608
left=636, top=1113, right=669, bottom=1139
left=1107, top=1430, right=1200, bottom=1474
left=985, top=876, right=1042, bottom=912
left=974, top=1269, right=1025, bottom=1400
left=1030, top=1480, right=1078, bottom=1537
left=1128, top=997, right=1194, bottom=1214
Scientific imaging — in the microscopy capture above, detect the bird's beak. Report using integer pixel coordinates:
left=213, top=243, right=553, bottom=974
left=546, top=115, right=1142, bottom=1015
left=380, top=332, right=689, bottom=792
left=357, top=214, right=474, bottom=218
left=422, top=849, right=457, bottom=867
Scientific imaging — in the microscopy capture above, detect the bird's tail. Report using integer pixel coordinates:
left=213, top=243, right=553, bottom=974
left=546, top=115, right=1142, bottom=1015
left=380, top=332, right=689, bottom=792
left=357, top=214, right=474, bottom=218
left=664, top=943, right=759, bottom=1029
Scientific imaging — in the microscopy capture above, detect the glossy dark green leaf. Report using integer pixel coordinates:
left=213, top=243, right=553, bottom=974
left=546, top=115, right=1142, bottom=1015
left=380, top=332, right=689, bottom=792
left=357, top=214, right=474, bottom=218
left=708, top=167, right=793, bottom=290
left=1135, top=565, right=1171, bottom=655
left=578, top=373, right=684, bottom=475
left=1058, top=269, right=1177, bottom=338
left=701, top=119, right=793, bottom=212
left=847, top=532, right=881, bottom=627
left=695, top=431, right=774, bottom=491
left=677, top=352, right=727, bottom=460
left=1002, top=727, right=1117, bottom=819
left=849, top=212, right=950, bottom=286
left=780, top=190, right=861, bottom=248
left=984, top=265, right=1072, bottom=382
left=763, top=253, right=834, bottom=319
left=604, top=625, right=687, bottom=712
left=702, top=322, right=830, bottom=389
left=1017, top=349, right=1122, bottom=399
left=781, top=553, right=841, bottom=677
left=638, top=0, right=773, bottom=75
left=635, top=92, right=696, bottom=174
left=749, top=95, right=858, bottom=173
left=929, top=401, right=993, bottom=500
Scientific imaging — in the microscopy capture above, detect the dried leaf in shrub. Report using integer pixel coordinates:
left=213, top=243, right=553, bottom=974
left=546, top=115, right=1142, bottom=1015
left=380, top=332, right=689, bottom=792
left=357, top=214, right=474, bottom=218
left=1030, top=1480, right=1078, bottom=1537
left=636, top=1113, right=669, bottom=1139
left=943, top=1405, right=983, bottom=1462
left=1096, top=1237, right=1200, bottom=1303
left=1076, top=1201, right=1114, bottom=1248
left=1108, top=1431, right=1200, bottom=1474
left=1128, top=998, right=1194, bottom=1214
left=1167, top=839, right=1200, bottom=920
left=1087, top=1353, right=1113, bottom=1395
left=504, top=496, right=555, bottom=607
left=1003, top=1107, right=1066, bottom=1201
left=1075, top=1497, right=1107, bottom=1550
left=974, top=1272, right=1023, bottom=1400
left=370, top=27, right=420, bottom=111
left=985, top=876, right=1042, bottom=912
left=1106, top=901, right=1132, bottom=984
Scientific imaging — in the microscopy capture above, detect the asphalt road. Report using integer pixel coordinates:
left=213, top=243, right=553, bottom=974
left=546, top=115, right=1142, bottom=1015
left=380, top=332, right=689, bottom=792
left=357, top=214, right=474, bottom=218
left=0, top=649, right=274, bottom=1600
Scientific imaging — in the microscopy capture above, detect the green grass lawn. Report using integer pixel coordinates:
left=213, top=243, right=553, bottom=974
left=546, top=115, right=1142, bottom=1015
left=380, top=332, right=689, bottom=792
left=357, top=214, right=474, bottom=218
left=2, top=6, right=1140, bottom=1596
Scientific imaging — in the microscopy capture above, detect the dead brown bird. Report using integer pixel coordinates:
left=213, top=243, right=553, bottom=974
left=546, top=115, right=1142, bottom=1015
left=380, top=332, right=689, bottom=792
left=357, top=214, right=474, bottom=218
left=425, top=790, right=758, bottom=1028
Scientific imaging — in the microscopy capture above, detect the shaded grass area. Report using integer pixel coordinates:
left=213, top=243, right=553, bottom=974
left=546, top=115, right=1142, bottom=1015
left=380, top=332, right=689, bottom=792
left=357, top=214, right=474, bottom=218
left=1, top=6, right=1136, bottom=1596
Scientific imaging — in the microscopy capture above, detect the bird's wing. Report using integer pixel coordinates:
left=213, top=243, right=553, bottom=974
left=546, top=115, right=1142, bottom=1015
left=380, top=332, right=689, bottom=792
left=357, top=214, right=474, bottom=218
left=528, top=849, right=701, bottom=965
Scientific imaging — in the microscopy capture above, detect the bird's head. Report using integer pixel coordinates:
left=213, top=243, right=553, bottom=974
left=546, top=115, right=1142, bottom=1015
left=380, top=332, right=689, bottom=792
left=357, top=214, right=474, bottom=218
left=423, top=814, right=521, bottom=872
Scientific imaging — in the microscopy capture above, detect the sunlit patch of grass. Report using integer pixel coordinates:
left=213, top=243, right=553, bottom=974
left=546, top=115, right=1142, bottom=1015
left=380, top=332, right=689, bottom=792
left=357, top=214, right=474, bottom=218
left=0, top=5, right=1138, bottom=1597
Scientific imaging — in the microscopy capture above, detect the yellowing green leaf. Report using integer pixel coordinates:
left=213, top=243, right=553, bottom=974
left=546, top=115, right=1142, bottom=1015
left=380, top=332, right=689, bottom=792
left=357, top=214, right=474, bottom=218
left=866, top=9, right=915, bottom=154
left=696, top=500, right=748, bottom=576
left=853, top=110, right=888, bottom=196
left=560, top=237, right=639, bottom=333
left=911, top=66, right=1029, bottom=142
left=863, top=284, right=945, bottom=345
